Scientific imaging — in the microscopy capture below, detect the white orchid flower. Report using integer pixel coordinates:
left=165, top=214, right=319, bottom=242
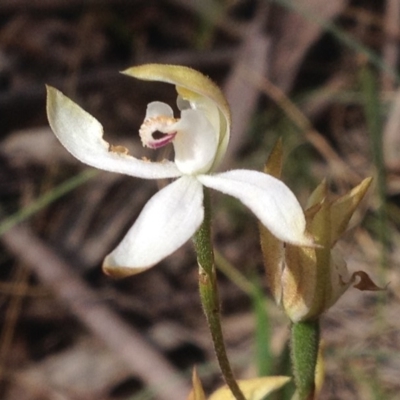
left=46, top=64, right=312, bottom=277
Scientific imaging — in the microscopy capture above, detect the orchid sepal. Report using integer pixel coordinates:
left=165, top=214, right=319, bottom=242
left=46, top=85, right=181, bottom=180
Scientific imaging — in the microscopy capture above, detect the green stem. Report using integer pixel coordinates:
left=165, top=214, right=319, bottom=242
left=290, top=320, right=320, bottom=400
left=193, top=188, right=246, bottom=400
left=360, top=66, right=390, bottom=266
left=0, top=169, right=97, bottom=236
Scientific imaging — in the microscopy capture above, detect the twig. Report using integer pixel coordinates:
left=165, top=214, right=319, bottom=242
left=0, top=220, right=191, bottom=400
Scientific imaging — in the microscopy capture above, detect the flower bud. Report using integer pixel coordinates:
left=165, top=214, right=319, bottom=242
left=260, top=140, right=380, bottom=322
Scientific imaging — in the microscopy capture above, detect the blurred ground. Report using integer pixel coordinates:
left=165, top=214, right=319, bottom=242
left=0, top=0, right=399, bottom=399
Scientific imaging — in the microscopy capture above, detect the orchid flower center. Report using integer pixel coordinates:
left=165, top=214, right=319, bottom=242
left=139, top=115, right=178, bottom=149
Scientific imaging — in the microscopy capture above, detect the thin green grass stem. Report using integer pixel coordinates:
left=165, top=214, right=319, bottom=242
left=290, top=320, right=320, bottom=400
left=214, top=251, right=273, bottom=377
left=214, top=249, right=253, bottom=295
left=359, top=66, right=389, bottom=276
left=251, top=278, right=273, bottom=377
left=0, top=169, right=97, bottom=235
left=359, top=66, right=390, bottom=375
left=193, top=188, right=246, bottom=400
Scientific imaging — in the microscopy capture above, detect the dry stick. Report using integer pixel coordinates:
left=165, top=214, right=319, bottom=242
left=0, top=222, right=190, bottom=400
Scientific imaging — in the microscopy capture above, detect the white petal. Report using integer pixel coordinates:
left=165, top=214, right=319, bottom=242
left=198, top=170, right=312, bottom=246
left=178, top=94, right=225, bottom=172
left=103, top=176, right=204, bottom=276
left=172, top=109, right=218, bottom=175
left=46, top=86, right=181, bottom=179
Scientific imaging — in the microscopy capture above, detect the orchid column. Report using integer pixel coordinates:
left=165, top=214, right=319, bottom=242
left=46, top=64, right=312, bottom=399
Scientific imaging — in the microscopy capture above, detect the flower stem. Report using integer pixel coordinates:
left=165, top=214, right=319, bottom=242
left=290, top=320, right=320, bottom=400
left=193, top=188, right=246, bottom=400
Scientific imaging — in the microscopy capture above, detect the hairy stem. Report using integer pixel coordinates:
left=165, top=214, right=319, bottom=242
left=193, top=188, right=246, bottom=400
left=291, top=320, right=320, bottom=400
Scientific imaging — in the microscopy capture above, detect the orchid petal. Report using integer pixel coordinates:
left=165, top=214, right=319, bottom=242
left=176, top=94, right=224, bottom=172
left=103, top=176, right=204, bottom=277
left=198, top=170, right=313, bottom=246
left=46, top=86, right=181, bottom=179
left=173, top=109, right=218, bottom=174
